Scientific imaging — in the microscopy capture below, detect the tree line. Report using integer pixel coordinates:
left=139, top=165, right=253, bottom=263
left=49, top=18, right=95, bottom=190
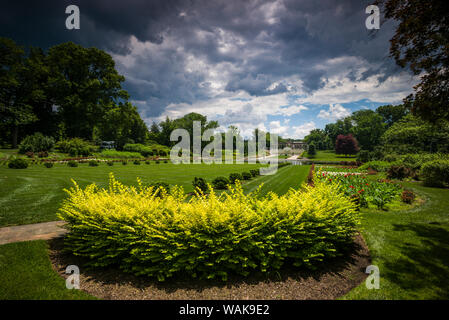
left=0, top=38, right=148, bottom=149
left=304, top=104, right=449, bottom=155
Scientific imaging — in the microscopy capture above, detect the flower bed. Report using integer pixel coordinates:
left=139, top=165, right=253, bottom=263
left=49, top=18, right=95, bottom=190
left=58, top=174, right=359, bottom=281
left=315, top=170, right=402, bottom=209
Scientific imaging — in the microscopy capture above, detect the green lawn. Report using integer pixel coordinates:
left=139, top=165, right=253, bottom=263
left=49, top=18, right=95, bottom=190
left=343, top=182, right=449, bottom=299
left=303, top=150, right=357, bottom=162
left=1, top=177, right=448, bottom=299
left=243, top=164, right=310, bottom=196
left=0, top=240, right=95, bottom=300
left=0, top=162, right=310, bottom=227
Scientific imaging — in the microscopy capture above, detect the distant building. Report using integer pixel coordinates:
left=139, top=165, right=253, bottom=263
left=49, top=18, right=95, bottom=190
left=100, top=141, right=115, bottom=149
left=280, top=139, right=308, bottom=150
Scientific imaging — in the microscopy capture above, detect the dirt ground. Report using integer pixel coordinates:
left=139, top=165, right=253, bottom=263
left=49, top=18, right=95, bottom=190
left=48, top=234, right=370, bottom=300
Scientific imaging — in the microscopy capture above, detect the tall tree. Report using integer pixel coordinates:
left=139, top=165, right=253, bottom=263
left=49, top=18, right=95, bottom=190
left=350, top=110, right=386, bottom=151
left=378, top=0, right=449, bottom=122
left=46, top=42, right=129, bottom=139
left=0, top=38, right=38, bottom=147
left=376, top=104, right=408, bottom=128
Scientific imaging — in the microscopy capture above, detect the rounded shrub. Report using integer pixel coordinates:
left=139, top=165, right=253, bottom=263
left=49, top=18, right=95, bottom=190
left=67, top=160, right=78, bottom=167
left=88, top=160, right=99, bottom=167
left=193, top=177, right=208, bottom=193
left=122, top=161, right=128, bottom=165
left=58, top=177, right=359, bottom=282
left=212, top=176, right=229, bottom=190
left=401, top=190, right=416, bottom=204
left=133, top=160, right=141, bottom=165
left=241, top=172, right=252, bottom=180
left=107, top=161, right=114, bottom=166
left=44, top=162, right=54, bottom=168
left=155, top=160, right=160, bottom=164
left=229, top=172, right=242, bottom=184
left=145, top=161, right=150, bottom=165
left=250, top=169, right=259, bottom=177
left=8, top=158, right=28, bottom=169
left=421, top=160, right=449, bottom=187
left=163, top=159, right=168, bottom=163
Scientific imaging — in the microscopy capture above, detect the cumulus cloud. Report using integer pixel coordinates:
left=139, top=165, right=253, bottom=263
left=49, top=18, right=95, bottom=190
left=318, top=104, right=351, bottom=121
left=291, top=121, right=316, bottom=139
left=0, top=0, right=418, bottom=138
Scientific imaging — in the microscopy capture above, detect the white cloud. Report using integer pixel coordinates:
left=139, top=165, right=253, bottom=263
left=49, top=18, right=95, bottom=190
left=269, top=120, right=288, bottom=135
left=317, top=103, right=351, bottom=121
left=291, top=121, right=316, bottom=139
left=276, top=105, right=308, bottom=116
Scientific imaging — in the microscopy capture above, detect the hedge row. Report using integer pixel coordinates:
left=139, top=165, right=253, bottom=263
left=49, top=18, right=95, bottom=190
left=59, top=175, right=359, bottom=281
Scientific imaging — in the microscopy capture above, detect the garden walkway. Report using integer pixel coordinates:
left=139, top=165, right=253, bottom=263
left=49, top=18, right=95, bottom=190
left=0, top=221, right=66, bottom=245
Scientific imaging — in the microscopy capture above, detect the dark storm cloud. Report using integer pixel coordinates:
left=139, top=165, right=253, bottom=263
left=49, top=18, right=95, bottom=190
left=0, top=0, right=405, bottom=118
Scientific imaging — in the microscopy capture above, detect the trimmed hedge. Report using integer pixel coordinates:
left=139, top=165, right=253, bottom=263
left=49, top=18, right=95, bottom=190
left=193, top=177, right=208, bottom=193
left=229, top=173, right=243, bottom=184
left=8, top=158, right=28, bottom=169
left=88, top=160, right=99, bottom=167
left=58, top=176, right=359, bottom=281
left=250, top=169, right=260, bottom=177
left=67, top=160, right=78, bottom=167
left=212, top=176, right=230, bottom=190
left=241, top=172, right=252, bottom=180
left=44, top=162, right=54, bottom=168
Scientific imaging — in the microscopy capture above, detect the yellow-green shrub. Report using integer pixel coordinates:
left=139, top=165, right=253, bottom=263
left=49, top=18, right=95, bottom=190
left=58, top=174, right=359, bottom=281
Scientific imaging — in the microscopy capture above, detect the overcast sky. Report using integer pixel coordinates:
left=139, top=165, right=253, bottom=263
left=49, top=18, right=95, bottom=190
left=1, top=0, right=418, bottom=138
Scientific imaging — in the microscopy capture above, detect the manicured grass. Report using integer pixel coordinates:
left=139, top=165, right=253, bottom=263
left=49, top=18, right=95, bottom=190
left=243, top=164, right=311, bottom=196
left=343, top=182, right=449, bottom=299
left=303, top=150, right=357, bottom=162
left=0, top=162, right=311, bottom=227
left=1, top=175, right=448, bottom=300
left=0, top=162, right=267, bottom=227
left=0, top=240, right=95, bottom=300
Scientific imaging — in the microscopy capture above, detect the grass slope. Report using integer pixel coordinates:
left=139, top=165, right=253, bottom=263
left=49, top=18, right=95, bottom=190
left=0, top=163, right=310, bottom=227
left=243, top=164, right=310, bottom=196
left=343, top=182, right=449, bottom=299
left=0, top=163, right=261, bottom=227
left=0, top=240, right=94, bottom=300
left=303, top=150, right=357, bottom=162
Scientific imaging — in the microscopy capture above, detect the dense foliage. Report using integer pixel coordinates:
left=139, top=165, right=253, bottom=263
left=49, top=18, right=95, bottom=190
left=18, top=133, right=55, bottom=154
left=58, top=175, right=359, bottom=281
left=0, top=38, right=148, bottom=148
left=335, top=134, right=359, bottom=156
left=377, top=0, right=449, bottom=122
left=56, top=138, right=95, bottom=157
left=420, top=160, right=449, bottom=187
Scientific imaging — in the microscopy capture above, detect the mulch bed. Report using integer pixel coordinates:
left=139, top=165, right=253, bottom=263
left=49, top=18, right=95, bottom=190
left=48, top=234, right=370, bottom=300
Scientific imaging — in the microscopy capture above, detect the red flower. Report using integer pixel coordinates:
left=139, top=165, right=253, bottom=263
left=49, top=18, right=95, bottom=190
left=366, top=183, right=369, bottom=186
left=349, top=185, right=354, bottom=188
left=329, top=178, right=332, bottom=182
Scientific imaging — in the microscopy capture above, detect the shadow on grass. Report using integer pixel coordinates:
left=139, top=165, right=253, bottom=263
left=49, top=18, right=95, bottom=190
left=48, top=235, right=370, bottom=299
left=383, top=222, right=449, bottom=299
